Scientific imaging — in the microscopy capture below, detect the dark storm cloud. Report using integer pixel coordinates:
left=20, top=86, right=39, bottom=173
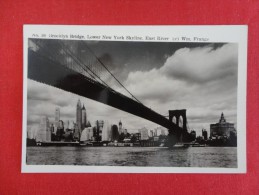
left=87, top=41, right=227, bottom=73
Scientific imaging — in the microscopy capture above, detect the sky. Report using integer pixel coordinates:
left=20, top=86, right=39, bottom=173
left=27, top=40, right=238, bottom=136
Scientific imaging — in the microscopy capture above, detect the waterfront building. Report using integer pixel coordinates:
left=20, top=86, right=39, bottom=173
left=36, top=116, right=51, bottom=142
left=124, top=129, right=128, bottom=135
left=154, top=136, right=159, bottom=141
left=56, top=120, right=65, bottom=141
left=76, top=99, right=82, bottom=133
left=27, top=127, right=34, bottom=139
left=190, top=130, right=196, bottom=141
left=111, top=124, right=119, bottom=141
left=93, top=126, right=97, bottom=141
left=118, top=120, right=122, bottom=134
left=161, top=129, right=166, bottom=136
left=29, top=125, right=38, bottom=139
left=58, top=120, right=64, bottom=129
left=82, top=104, right=87, bottom=128
left=102, top=121, right=111, bottom=141
left=64, top=120, right=70, bottom=130
left=139, top=127, right=149, bottom=140
left=154, top=126, right=166, bottom=136
left=154, top=128, right=157, bottom=136
left=210, top=113, right=235, bottom=137
left=50, top=124, right=55, bottom=141
left=150, top=130, right=154, bottom=137
left=63, top=128, right=74, bottom=142
left=80, top=129, right=88, bottom=141
left=68, top=120, right=74, bottom=129
left=88, top=127, right=94, bottom=140
left=55, top=107, right=60, bottom=123
left=73, top=123, right=80, bottom=141
left=95, top=120, right=104, bottom=141
left=134, top=133, right=141, bottom=141
left=81, top=127, right=94, bottom=141
left=50, top=124, right=54, bottom=133
left=54, top=107, right=60, bottom=133
left=202, top=129, right=208, bottom=140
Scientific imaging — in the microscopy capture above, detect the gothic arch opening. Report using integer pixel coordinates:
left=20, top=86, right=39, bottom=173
left=179, top=115, right=183, bottom=128
left=172, top=116, right=177, bottom=124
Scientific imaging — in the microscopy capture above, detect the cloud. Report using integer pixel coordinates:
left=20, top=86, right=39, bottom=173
left=122, top=43, right=238, bottom=134
left=161, top=43, right=238, bottom=83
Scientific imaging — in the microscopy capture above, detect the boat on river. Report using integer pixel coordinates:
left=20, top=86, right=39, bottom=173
left=173, top=143, right=189, bottom=148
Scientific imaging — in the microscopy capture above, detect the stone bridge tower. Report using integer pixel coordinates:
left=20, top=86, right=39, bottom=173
left=169, top=109, right=187, bottom=131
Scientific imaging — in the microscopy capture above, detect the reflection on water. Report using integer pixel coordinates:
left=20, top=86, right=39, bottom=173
left=26, top=147, right=237, bottom=167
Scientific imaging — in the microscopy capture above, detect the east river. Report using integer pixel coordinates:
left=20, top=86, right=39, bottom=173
left=26, top=146, right=237, bottom=167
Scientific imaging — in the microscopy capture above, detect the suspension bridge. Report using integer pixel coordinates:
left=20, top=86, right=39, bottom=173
left=27, top=39, right=188, bottom=145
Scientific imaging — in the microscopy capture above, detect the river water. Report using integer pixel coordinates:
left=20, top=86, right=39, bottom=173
left=26, top=146, right=237, bottom=167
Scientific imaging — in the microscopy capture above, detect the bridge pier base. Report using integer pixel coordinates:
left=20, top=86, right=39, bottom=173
left=165, top=133, right=178, bottom=147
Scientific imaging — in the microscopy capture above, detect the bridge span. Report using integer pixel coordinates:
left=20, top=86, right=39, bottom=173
left=27, top=39, right=188, bottom=145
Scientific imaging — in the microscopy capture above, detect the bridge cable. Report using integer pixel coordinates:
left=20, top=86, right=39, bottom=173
left=81, top=42, right=143, bottom=105
left=57, top=40, right=111, bottom=88
left=31, top=39, right=99, bottom=84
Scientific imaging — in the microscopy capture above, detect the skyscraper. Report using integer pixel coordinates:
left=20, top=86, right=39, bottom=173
left=102, top=121, right=111, bottom=141
left=54, top=107, right=60, bottom=133
left=111, top=124, right=119, bottom=141
left=36, top=116, right=51, bottom=142
left=82, top=104, right=87, bottom=128
left=76, top=99, right=82, bottom=133
left=118, top=120, right=122, bottom=134
left=96, top=120, right=104, bottom=141
left=139, top=127, right=149, bottom=140
left=55, top=107, right=60, bottom=123
left=73, top=122, right=80, bottom=141
left=202, top=129, right=208, bottom=140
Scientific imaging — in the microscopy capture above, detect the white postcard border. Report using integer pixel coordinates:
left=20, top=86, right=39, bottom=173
left=22, top=25, right=247, bottom=173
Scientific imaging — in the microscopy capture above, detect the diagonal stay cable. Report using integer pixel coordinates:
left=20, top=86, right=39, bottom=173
left=82, top=42, right=143, bottom=105
left=54, top=40, right=100, bottom=82
left=31, top=39, right=99, bottom=83
left=58, top=40, right=113, bottom=89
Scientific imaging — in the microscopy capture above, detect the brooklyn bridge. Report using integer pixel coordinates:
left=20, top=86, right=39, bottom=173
left=27, top=39, right=189, bottom=146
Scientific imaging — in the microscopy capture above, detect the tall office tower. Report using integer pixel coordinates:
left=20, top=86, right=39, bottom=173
left=118, top=120, right=122, bottom=134
left=150, top=130, right=154, bottom=137
left=64, top=120, right=69, bottom=130
left=76, top=99, right=82, bottom=133
left=36, top=116, right=51, bottom=142
left=111, top=124, right=119, bottom=141
left=154, top=127, right=162, bottom=136
left=82, top=104, right=87, bottom=128
left=139, top=127, right=149, bottom=140
left=202, top=129, right=208, bottom=140
left=73, top=123, right=80, bottom=141
left=102, top=121, right=111, bottom=141
left=55, top=107, right=60, bottom=122
left=54, top=107, right=60, bottom=133
left=154, top=128, right=158, bottom=136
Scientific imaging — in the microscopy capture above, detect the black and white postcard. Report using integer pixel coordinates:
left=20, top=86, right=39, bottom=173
left=22, top=25, right=247, bottom=173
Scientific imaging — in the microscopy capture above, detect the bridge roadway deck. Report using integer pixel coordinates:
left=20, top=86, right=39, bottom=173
left=28, top=50, right=180, bottom=133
